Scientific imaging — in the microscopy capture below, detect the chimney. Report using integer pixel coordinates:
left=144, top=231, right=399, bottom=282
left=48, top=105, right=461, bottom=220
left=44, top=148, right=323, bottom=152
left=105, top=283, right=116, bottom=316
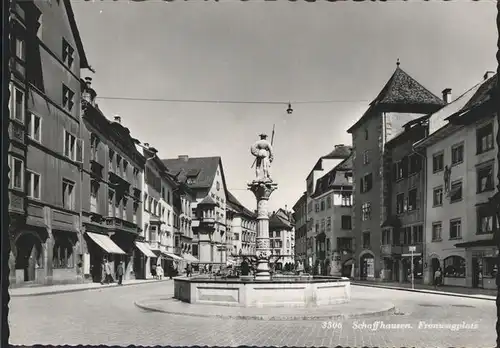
left=178, top=155, right=189, bottom=162
left=85, top=77, right=92, bottom=88
left=484, top=71, right=495, bottom=80
left=114, top=115, right=121, bottom=124
left=335, top=144, right=345, bottom=148
left=285, top=205, right=288, bottom=212
left=82, top=77, right=96, bottom=105
left=442, top=88, right=452, bottom=104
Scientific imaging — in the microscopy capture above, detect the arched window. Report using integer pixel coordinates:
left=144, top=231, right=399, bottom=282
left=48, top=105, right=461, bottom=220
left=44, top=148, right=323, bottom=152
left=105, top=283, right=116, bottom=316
left=443, top=256, right=466, bottom=278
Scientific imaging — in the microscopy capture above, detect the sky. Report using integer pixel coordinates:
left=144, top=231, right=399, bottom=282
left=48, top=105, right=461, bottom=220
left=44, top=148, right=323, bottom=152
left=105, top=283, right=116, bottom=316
left=73, top=0, right=497, bottom=213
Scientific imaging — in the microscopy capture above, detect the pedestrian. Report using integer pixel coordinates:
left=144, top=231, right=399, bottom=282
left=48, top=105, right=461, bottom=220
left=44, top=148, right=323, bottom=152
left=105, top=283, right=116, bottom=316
left=100, top=259, right=107, bottom=285
left=168, top=264, right=173, bottom=279
left=105, top=259, right=113, bottom=283
left=157, top=264, right=164, bottom=280
left=186, top=263, right=192, bottom=277
left=434, top=267, right=442, bottom=289
left=117, top=261, right=124, bottom=285
left=151, top=263, right=157, bottom=279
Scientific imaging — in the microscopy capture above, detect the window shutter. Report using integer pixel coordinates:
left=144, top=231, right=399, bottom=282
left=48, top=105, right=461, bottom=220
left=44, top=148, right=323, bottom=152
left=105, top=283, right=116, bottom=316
left=360, top=178, right=364, bottom=193
left=76, top=138, right=83, bottom=163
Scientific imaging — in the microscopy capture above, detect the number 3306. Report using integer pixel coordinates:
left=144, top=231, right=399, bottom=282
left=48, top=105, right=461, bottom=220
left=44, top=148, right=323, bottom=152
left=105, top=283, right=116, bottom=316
left=322, top=321, right=342, bottom=329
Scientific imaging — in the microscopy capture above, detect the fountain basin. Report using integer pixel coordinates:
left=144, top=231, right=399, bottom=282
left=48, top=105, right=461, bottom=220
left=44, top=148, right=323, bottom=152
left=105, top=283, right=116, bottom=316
left=174, top=276, right=351, bottom=307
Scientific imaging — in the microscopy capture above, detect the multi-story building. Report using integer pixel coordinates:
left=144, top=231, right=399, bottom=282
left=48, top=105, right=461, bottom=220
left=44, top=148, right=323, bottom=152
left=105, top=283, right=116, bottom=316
left=80, top=81, right=145, bottom=282
left=380, top=117, right=428, bottom=283
left=163, top=156, right=228, bottom=266
left=347, top=62, right=445, bottom=280
left=309, top=155, right=354, bottom=276
left=415, top=72, right=498, bottom=289
left=226, top=191, right=257, bottom=259
left=292, top=193, right=307, bottom=266
left=269, top=208, right=295, bottom=270
left=172, top=180, right=197, bottom=272
left=304, top=145, right=352, bottom=271
left=158, top=170, right=179, bottom=265
left=8, top=0, right=93, bottom=286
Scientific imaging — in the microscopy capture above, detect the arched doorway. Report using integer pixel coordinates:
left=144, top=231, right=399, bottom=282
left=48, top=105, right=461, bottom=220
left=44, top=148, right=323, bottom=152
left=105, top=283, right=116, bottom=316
left=15, top=232, right=43, bottom=282
left=431, top=257, right=440, bottom=285
left=360, top=253, right=374, bottom=280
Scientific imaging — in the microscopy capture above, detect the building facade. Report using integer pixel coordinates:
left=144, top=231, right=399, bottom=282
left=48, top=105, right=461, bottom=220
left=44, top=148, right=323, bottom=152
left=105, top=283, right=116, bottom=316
left=309, top=155, right=354, bottom=276
left=226, top=191, right=257, bottom=260
left=347, top=63, right=445, bottom=281
left=81, top=82, right=145, bottom=282
left=8, top=0, right=92, bottom=286
left=416, top=72, right=498, bottom=289
left=304, top=145, right=352, bottom=271
left=269, top=208, right=295, bottom=270
left=163, top=156, right=228, bottom=266
left=292, top=193, right=307, bottom=266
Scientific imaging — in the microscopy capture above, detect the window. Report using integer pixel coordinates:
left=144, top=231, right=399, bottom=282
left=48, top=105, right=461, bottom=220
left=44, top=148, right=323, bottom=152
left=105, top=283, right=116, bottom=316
left=382, top=229, right=391, bottom=245
left=364, top=129, right=369, bottom=140
left=432, top=152, right=444, bottom=173
left=62, top=38, right=74, bottom=68
left=443, top=256, right=466, bottom=278
left=396, top=193, right=405, bottom=214
left=408, top=189, right=417, bottom=211
left=15, top=37, right=26, bottom=61
left=341, top=215, right=352, bottom=230
left=409, top=154, right=422, bottom=175
left=450, top=180, right=463, bottom=203
left=315, top=223, right=319, bottom=233
left=10, top=85, right=25, bottom=123
left=360, top=173, right=373, bottom=193
left=90, top=180, right=99, bottom=213
left=90, top=134, right=99, bottom=161
left=392, top=228, right=400, bottom=245
left=477, top=123, right=494, bottom=154
left=477, top=208, right=495, bottom=235
left=27, top=171, right=41, bottom=199
left=432, top=222, right=442, bottom=241
left=363, top=150, right=370, bottom=165
left=326, top=196, right=332, bottom=209
left=150, top=225, right=158, bottom=242
left=362, top=232, right=370, bottom=249
left=320, top=200, right=325, bottom=211
left=122, top=197, right=128, bottom=221
left=326, top=217, right=331, bottom=231
left=484, top=258, right=497, bottom=278
left=361, top=202, right=371, bottom=221
left=341, top=194, right=352, bottom=207
left=10, top=157, right=24, bottom=190
left=108, top=150, right=114, bottom=172
left=62, top=179, right=75, bottom=210
left=321, top=219, right=325, bottom=232
left=326, top=239, right=330, bottom=251
left=433, top=187, right=443, bottom=207
left=412, top=225, right=423, bottom=244
left=63, top=130, right=82, bottom=162
left=338, top=237, right=353, bottom=251
left=27, top=113, right=42, bottom=142
left=52, top=238, right=74, bottom=269
left=451, top=143, right=464, bottom=165
left=402, top=226, right=412, bottom=245
left=449, top=219, right=462, bottom=239
left=62, top=84, right=75, bottom=111
left=315, top=203, right=319, bottom=212
left=108, top=189, right=115, bottom=217
left=477, top=164, right=494, bottom=193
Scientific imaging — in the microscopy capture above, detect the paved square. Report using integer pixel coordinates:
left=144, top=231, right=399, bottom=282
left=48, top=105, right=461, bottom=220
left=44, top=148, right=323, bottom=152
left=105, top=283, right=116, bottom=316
left=8, top=282, right=495, bottom=347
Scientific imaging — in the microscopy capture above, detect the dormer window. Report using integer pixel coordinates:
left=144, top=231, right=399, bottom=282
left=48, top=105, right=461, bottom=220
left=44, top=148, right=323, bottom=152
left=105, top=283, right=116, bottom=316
left=216, top=181, right=221, bottom=191
left=187, top=177, right=195, bottom=185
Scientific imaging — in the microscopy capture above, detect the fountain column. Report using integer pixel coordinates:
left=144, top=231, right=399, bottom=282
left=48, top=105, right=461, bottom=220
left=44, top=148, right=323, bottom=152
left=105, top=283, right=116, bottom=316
left=248, top=181, right=278, bottom=280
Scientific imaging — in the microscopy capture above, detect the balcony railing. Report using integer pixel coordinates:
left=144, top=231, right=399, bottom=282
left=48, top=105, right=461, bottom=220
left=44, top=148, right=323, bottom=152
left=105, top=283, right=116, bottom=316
left=104, top=216, right=138, bottom=234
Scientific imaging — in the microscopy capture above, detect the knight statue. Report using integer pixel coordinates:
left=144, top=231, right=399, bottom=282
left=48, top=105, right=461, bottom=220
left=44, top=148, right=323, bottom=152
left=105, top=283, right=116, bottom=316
left=251, top=133, right=274, bottom=182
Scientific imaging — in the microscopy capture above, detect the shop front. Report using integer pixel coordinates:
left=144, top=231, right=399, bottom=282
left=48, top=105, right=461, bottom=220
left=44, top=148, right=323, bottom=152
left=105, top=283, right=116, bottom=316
left=456, top=239, right=498, bottom=289
left=84, top=231, right=126, bottom=282
left=359, top=253, right=375, bottom=280
left=135, top=241, right=157, bottom=279
left=400, top=254, right=423, bottom=284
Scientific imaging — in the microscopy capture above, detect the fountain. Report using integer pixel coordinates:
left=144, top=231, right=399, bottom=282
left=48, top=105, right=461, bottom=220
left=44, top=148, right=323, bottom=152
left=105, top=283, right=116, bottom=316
left=173, top=133, right=351, bottom=307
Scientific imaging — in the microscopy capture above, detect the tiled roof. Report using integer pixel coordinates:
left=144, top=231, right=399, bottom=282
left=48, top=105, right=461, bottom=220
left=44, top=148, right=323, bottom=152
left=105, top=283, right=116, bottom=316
left=311, top=155, right=353, bottom=198
left=162, top=156, right=221, bottom=192
left=372, top=67, right=444, bottom=107
left=347, top=66, right=444, bottom=133
left=198, top=195, right=218, bottom=206
left=462, top=74, right=497, bottom=111
left=322, top=145, right=352, bottom=159
left=227, top=191, right=255, bottom=218
left=269, top=214, right=291, bottom=230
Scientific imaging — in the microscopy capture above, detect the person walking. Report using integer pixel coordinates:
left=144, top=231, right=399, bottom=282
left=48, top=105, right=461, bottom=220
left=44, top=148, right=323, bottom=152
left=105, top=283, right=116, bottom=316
left=157, top=264, right=163, bottom=280
left=117, top=261, right=124, bottom=285
left=105, top=259, right=113, bottom=283
left=434, top=267, right=442, bottom=289
left=186, top=263, right=192, bottom=277
left=100, top=259, right=107, bottom=285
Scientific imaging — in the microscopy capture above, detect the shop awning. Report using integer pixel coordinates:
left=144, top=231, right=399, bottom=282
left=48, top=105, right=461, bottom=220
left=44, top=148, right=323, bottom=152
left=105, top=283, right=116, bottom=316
left=86, top=232, right=126, bottom=255
left=163, top=252, right=183, bottom=261
left=455, top=239, right=496, bottom=248
left=135, top=242, right=156, bottom=258
left=182, top=253, right=199, bottom=263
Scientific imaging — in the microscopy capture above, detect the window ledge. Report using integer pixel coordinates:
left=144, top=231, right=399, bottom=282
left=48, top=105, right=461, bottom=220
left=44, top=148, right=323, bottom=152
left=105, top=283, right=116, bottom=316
left=433, top=169, right=444, bottom=174
left=477, top=188, right=495, bottom=194
left=450, top=199, right=463, bottom=204
left=476, top=148, right=495, bottom=156
left=432, top=239, right=443, bottom=242
left=449, top=237, right=463, bottom=241
left=432, top=204, right=443, bottom=208
left=451, top=161, right=463, bottom=167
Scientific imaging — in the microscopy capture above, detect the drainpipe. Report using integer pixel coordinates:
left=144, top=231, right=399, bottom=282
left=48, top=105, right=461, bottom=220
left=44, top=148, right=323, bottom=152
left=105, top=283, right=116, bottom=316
left=495, top=4, right=500, bottom=345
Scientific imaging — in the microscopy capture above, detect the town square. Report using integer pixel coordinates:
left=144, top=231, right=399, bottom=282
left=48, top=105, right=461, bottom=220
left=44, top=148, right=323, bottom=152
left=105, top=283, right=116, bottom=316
left=4, top=0, right=500, bottom=347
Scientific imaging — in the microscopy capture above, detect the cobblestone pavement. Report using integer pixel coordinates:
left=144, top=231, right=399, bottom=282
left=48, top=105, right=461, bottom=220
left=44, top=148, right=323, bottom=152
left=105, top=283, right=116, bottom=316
left=8, top=281, right=495, bottom=347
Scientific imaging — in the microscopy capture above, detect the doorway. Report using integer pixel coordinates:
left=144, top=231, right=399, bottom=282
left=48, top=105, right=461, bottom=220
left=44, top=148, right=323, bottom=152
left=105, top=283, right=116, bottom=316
left=472, top=257, right=483, bottom=288
left=431, top=258, right=440, bottom=285
left=15, top=233, right=42, bottom=282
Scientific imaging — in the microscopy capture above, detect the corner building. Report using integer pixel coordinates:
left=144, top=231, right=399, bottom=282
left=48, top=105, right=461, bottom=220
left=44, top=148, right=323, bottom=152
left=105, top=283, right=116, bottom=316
left=347, top=63, right=444, bottom=281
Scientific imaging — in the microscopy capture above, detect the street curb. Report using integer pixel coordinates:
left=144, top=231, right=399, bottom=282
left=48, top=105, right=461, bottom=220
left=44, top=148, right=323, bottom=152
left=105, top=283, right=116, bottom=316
left=352, top=282, right=496, bottom=301
left=134, top=299, right=396, bottom=321
left=10, top=279, right=172, bottom=297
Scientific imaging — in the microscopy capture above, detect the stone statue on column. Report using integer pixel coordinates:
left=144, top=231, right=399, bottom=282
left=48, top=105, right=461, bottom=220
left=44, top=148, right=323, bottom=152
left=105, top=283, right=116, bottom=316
left=251, top=134, right=274, bottom=183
